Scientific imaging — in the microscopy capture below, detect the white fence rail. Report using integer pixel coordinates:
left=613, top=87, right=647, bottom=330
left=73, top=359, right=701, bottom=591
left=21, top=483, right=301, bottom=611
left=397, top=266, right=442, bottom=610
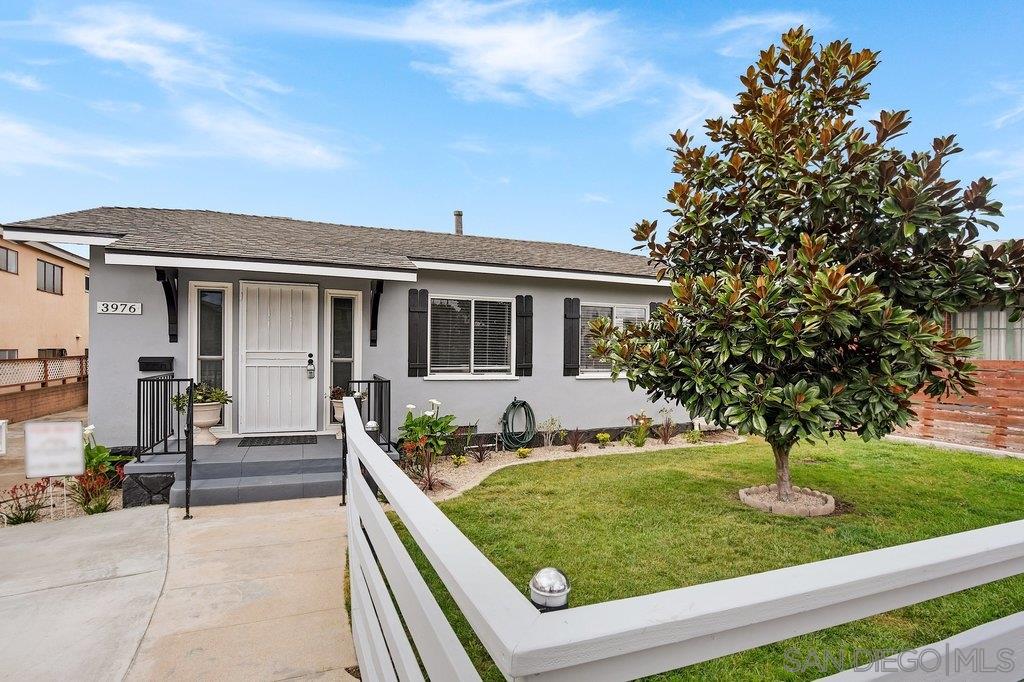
left=344, top=398, right=1024, bottom=681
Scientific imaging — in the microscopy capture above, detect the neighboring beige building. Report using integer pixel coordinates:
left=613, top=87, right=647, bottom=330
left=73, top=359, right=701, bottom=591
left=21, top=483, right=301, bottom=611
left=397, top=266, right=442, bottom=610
left=0, top=238, right=89, bottom=359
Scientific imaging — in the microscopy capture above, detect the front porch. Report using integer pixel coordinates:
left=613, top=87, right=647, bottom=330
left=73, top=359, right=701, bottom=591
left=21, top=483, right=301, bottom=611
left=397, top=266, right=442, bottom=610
left=126, top=435, right=345, bottom=507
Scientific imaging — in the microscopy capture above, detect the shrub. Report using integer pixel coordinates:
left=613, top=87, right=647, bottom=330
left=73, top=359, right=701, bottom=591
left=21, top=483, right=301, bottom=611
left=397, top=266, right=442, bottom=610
left=172, top=383, right=232, bottom=412
left=516, top=447, right=532, bottom=459
left=468, top=433, right=493, bottom=463
left=656, top=408, right=675, bottom=445
left=622, top=412, right=653, bottom=447
left=685, top=428, right=704, bottom=444
left=69, top=470, right=117, bottom=515
left=0, top=480, right=53, bottom=524
left=398, top=401, right=456, bottom=491
left=538, top=417, right=562, bottom=447
left=565, top=428, right=586, bottom=452
left=596, top=432, right=611, bottom=448
left=451, top=454, right=467, bottom=468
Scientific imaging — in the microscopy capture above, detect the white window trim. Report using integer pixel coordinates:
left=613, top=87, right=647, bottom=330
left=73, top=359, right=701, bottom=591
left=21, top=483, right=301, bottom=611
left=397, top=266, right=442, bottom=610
left=427, top=293, right=516, bottom=379
left=322, top=288, right=363, bottom=432
left=579, top=301, right=648, bottom=377
left=187, top=281, right=234, bottom=436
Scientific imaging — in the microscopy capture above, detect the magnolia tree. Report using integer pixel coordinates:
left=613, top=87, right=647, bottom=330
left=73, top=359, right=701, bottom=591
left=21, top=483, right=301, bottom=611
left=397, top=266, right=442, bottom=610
left=594, top=27, right=1024, bottom=502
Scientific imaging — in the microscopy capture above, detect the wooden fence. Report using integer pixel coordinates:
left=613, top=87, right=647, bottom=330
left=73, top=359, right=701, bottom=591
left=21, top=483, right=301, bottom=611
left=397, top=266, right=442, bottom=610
left=0, top=355, right=89, bottom=391
left=344, top=397, right=1024, bottom=681
left=901, top=360, right=1024, bottom=453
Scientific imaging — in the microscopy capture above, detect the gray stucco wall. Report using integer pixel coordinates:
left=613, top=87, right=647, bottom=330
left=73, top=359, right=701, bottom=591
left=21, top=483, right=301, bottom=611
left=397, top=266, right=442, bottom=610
left=88, top=248, right=686, bottom=447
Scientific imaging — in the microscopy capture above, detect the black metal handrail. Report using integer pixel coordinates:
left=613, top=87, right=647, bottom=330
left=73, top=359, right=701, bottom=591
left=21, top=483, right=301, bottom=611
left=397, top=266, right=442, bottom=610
left=137, top=374, right=195, bottom=519
left=346, top=376, right=392, bottom=452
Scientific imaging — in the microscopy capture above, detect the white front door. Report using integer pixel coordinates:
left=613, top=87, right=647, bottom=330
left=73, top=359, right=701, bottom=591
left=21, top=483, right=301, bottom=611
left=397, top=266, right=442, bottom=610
left=239, top=282, right=318, bottom=433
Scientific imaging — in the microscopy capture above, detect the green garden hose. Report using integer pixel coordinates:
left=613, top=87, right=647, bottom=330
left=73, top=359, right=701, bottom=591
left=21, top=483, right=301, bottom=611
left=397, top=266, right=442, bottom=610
left=501, top=397, right=536, bottom=449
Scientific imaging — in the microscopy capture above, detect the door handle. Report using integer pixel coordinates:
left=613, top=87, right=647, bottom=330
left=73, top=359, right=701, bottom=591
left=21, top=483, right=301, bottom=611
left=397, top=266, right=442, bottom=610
left=307, top=353, right=315, bottom=379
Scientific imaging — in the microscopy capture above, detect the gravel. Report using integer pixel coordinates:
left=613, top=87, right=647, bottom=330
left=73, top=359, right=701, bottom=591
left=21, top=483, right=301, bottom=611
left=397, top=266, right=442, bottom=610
left=424, top=430, right=743, bottom=502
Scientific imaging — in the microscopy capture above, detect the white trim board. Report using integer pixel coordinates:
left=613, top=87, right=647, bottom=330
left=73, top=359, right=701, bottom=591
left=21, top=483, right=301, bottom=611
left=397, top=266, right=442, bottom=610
left=1, top=228, right=119, bottom=246
left=105, top=251, right=418, bottom=281
left=322, top=288, right=363, bottom=432
left=411, top=259, right=670, bottom=287
left=187, top=281, right=235, bottom=436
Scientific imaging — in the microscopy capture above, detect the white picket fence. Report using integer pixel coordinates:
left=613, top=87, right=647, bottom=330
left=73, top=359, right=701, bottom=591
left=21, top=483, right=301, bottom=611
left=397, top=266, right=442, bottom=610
left=343, top=398, right=1024, bottom=681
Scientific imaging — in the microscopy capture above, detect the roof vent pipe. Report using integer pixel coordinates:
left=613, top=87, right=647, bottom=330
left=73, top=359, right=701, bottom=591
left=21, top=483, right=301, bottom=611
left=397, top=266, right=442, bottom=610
left=454, top=210, right=463, bottom=236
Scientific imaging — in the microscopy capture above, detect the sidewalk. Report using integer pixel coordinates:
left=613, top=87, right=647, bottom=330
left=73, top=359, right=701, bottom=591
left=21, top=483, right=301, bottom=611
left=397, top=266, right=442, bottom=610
left=127, top=497, right=357, bottom=681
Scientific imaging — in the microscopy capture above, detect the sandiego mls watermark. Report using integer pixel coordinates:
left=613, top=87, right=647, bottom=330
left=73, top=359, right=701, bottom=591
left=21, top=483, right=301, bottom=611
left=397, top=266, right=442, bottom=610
left=783, top=644, right=1016, bottom=676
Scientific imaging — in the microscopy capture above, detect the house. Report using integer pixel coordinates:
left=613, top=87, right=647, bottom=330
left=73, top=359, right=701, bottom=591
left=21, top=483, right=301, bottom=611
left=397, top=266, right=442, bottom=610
left=0, top=237, right=89, bottom=360
left=2, top=208, right=682, bottom=504
left=0, top=238, right=90, bottom=422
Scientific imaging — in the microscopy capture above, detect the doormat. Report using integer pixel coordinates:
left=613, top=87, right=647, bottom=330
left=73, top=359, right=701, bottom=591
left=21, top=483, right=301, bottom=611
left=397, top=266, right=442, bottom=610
left=238, top=435, right=319, bottom=447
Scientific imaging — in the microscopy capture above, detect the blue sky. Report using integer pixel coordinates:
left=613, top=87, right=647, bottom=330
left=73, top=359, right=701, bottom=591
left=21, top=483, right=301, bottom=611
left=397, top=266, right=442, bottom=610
left=1, top=1, right=1023, bottom=259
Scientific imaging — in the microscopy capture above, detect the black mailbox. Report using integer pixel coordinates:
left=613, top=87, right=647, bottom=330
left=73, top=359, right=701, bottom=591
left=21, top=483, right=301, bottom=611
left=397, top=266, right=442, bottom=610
left=139, top=356, right=174, bottom=372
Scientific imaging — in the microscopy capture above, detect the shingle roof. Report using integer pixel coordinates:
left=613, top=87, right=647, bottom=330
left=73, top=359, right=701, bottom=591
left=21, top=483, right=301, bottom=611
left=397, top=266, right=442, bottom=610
left=6, top=207, right=658, bottom=279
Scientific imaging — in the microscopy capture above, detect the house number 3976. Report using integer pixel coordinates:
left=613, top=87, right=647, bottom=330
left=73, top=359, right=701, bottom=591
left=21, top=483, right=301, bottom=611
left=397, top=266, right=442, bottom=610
left=96, top=301, right=142, bottom=314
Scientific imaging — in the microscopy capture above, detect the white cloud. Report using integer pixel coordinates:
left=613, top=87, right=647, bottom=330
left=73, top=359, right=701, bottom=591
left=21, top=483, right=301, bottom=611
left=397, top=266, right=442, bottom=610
left=0, top=71, right=44, bottom=90
left=450, top=134, right=493, bottom=154
left=49, top=5, right=287, bottom=106
left=991, top=81, right=1024, bottom=129
left=268, top=0, right=654, bottom=112
left=89, top=99, right=144, bottom=114
left=0, top=113, right=177, bottom=174
left=636, top=78, right=733, bottom=146
left=706, top=11, right=827, bottom=58
left=581, top=192, right=610, bottom=204
left=180, top=105, right=344, bottom=169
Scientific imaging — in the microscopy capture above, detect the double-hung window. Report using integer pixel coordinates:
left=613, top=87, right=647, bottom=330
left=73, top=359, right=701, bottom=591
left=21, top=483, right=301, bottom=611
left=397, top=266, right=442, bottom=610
left=428, top=296, right=513, bottom=376
left=37, top=259, right=63, bottom=295
left=580, top=303, right=647, bottom=374
left=0, top=246, right=17, bottom=274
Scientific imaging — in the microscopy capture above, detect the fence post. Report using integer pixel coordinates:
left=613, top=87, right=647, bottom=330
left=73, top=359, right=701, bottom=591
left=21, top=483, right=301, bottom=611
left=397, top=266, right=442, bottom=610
left=41, top=358, right=49, bottom=388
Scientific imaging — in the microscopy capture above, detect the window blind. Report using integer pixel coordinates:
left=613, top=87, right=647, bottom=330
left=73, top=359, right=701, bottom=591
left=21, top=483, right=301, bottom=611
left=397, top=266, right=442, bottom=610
left=473, top=299, right=512, bottom=372
left=580, top=304, right=647, bottom=373
left=580, top=304, right=613, bottom=372
left=429, top=298, right=472, bottom=373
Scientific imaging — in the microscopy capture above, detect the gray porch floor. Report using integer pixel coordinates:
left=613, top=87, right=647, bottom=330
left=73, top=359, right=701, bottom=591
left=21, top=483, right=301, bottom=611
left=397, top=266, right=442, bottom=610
left=125, top=435, right=345, bottom=507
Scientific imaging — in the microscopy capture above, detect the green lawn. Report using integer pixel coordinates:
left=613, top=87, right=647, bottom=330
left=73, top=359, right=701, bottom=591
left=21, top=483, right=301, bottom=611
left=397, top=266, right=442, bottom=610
left=395, top=438, right=1024, bottom=680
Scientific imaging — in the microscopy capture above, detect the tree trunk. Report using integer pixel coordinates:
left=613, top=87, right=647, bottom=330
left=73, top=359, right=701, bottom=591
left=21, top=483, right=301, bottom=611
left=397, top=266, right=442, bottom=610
left=772, top=441, right=794, bottom=501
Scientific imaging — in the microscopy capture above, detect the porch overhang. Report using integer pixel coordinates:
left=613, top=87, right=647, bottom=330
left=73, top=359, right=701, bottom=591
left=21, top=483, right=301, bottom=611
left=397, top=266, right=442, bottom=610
left=104, top=250, right=418, bottom=282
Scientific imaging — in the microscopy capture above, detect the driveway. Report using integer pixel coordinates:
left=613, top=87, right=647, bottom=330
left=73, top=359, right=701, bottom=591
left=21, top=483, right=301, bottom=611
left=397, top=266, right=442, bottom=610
left=0, top=497, right=356, bottom=681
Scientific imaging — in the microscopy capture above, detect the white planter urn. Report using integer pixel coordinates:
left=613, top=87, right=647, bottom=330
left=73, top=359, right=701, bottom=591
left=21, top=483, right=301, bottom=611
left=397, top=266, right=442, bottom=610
left=193, top=402, right=223, bottom=446
left=331, top=399, right=345, bottom=425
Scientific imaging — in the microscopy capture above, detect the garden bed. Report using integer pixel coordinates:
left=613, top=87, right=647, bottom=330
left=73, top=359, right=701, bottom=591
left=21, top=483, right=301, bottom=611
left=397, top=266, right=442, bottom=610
left=395, top=437, right=1024, bottom=680
left=427, top=429, right=740, bottom=502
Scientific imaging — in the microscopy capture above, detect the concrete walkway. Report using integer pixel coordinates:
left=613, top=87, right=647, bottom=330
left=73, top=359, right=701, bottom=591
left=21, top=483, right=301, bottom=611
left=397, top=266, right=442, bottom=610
left=0, top=496, right=357, bottom=681
left=127, top=496, right=357, bottom=681
left=0, top=505, right=168, bottom=680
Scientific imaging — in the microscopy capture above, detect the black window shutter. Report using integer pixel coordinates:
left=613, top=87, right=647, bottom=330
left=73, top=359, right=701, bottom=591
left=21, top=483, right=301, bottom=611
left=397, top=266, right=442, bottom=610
left=563, top=297, right=580, bottom=376
left=515, top=295, right=533, bottom=376
left=408, top=289, right=428, bottom=377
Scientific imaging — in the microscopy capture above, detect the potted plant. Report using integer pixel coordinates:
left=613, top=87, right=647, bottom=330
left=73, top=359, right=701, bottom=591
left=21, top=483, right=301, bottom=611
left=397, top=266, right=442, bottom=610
left=328, top=386, right=347, bottom=424
left=172, top=383, right=232, bottom=446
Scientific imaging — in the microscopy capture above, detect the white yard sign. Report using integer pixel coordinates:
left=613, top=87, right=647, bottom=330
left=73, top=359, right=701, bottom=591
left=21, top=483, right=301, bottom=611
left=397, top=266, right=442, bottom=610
left=96, top=301, right=142, bottom=314
left=24, top=421, right=84, bottom=478
left=0, top=420, right=6, bottom=456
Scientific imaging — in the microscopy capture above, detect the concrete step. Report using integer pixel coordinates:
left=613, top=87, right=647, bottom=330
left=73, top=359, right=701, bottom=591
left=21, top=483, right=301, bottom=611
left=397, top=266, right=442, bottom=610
left=169, top=471, right=343, bottom=508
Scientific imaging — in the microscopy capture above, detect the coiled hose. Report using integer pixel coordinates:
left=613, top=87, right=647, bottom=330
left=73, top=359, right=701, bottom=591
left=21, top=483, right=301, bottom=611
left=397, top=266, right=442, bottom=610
left=500, top=397, right=536, bottom=449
